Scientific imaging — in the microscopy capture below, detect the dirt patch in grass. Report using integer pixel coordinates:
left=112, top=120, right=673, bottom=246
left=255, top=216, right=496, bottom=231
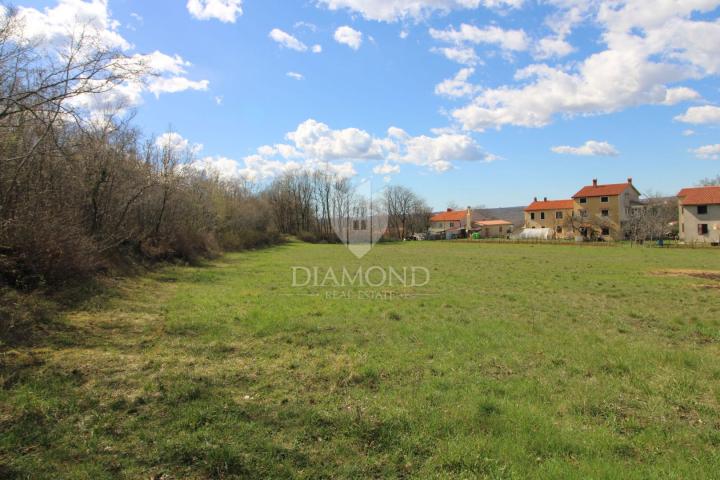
left=651, top=269, right=720, bottom=282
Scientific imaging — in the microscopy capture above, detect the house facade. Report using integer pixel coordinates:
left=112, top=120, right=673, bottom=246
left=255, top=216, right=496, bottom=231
left=523, top=198, right=575, bottom=238
left=571, top=178, right=641, bottom=240
left=677, top=186, right=720, bottom=244
left=523, top=178, right=642, bottom=240
left=429, top=208, right=478, bottom=236
left=473, top=220, right=514, bottom=238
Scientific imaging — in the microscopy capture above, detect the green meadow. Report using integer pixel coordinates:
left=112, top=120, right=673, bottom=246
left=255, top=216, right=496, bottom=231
left=2, top=241, right=720, bottom=479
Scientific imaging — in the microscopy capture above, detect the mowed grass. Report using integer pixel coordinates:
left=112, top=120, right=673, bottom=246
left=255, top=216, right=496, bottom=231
left=2, top=241, right=720, bottom=479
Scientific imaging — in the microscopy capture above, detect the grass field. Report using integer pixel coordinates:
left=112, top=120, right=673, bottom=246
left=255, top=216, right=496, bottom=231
left=2, top=241, right=720, bottom=479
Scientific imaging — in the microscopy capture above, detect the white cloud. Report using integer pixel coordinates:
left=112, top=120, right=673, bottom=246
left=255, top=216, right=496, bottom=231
left=334, top=26, right=363, bottom=50
left=551, top=140, right=619, bottom=157
left=147, top=77, right=209, bottom=97
left=662, top=87, right=701, bottom=105
left=317, top=0, right=524, bottom=22
left=435, top=68, right=478, bottom=98
left=186, top=0, right=243, bottom=23
left=682, top=129, right=695, bottom=136
left=373, top=163, right=401, bottom=175
left=432, top=46, right=480, bottom=65
left=214, top=96, right=223, bottom=105
left=430, top=24, right=529, bottom=51
left=287, top=71, right=304, bottom=80
left=691, top=144, right=720, bottom=160
left=16, top=0, right=130, bottom=50
left=156, top=132, right=203, bottom=155
left=451, top=1, right=720, bottom=131
left=675, top=105, right=720, bottom=124
left=238, top=119, right=494, bottom=180
left=269, top=28, right=308, bottom=51
left=399, top=30, right=409, bottom=39
left=312, top=44, right=323, bottom=53
left=162, top=120, right=495, bottom=182
left=533, top=36, right=574, bottom=59
left=294, top=21, right=317, bottom=32
left=14, top=1, right=209, bottom=118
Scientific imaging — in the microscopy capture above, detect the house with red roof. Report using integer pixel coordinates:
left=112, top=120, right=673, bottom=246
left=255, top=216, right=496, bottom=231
left=523, top=178, right=642, bottom=240
left=429, top=207, right=479, bottom=237
left=524, top=197, right=575, bottom=237
left=677, top=186, right=720, bottom=244
left=571, top=178, right=641, bottom=240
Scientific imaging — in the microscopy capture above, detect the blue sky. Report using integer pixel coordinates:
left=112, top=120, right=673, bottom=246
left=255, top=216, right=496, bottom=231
left=17, top=0, right=720, bottom=209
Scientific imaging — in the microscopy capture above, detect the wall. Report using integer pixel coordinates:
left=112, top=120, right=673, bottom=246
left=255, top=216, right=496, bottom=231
left=679, top=204, right=720, bottom=244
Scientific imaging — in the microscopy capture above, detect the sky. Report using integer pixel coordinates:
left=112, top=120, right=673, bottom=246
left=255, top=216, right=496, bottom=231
left=13, top=0, right=720, bottom=209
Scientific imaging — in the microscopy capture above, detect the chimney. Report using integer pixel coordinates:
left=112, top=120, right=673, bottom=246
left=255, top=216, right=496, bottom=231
left=627, top=177, right=633, bottom=184
left=592, top=178, right=598, bottom=187
left=533, top=196, right=537, bottom=202
left=543, top=197, right=548, bottom=202
left=447, top=208, right=452, bottom=212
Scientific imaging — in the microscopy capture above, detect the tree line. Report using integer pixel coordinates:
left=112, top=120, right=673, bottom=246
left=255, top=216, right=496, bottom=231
left=0, top=10, right=430, bottom=292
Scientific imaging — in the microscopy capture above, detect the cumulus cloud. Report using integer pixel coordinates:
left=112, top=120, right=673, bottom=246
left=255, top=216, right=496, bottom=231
left=430, top=24, right=529, bottom=52
left=451, top=1, right=720, bottom=131
left=156, top=132, right=203, bottom=155
left=312, top=44, right=323, bottom=53
left=186, top=0, right=243, bottom=23
left=269, top=28, right=308, bottom=51
left=165, top=120, right=496, bottom=182
left=14, top=1, right=209, bottom=118
left=240, top=119, right=495, bottom=180
left=551, top=140, right=619, bottom=157
left=675, top=105, right=720, bottom=124
left=435, top=68, right=478, bottom=98
left=334, top=26, right=363, bottom=50
left=533, top=36, right=574, bottom=59
left=317, top=0, right=524, bottom=22
left=691, top=144, right=720, bottom=160
left=432, top=46, right=480, bottom=65
left=287, top=71, right=304, bottom=80
left=16, top=0, right=130, bottom=51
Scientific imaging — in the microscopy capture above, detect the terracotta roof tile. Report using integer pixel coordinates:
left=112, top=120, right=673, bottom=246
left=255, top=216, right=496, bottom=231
left=677, top=186, right=720, bottom=206
left=524, top=199, right=574, bottom=212
left=572, top=182, right=637, bottom=198
left=430, top=210, right=467, bottom=221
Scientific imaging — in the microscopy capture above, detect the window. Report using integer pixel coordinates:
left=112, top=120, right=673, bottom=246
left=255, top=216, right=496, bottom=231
left=698, top=205, right=708, bottom=215
left=580, top=209, right=588, bottom=217
left=698, top=224, right=709, bottom=235
left=602, top=227, right=610, bottom=236
left=353, top=220, right=360, bottom=230
left=530, top=212, right=535, bottom=220
left=601, top=209, right=609, bottom=217
left=556, top=226, right=563, bottom=233
left=601, top=196, right=609, bottom=203
left=361, top=220, right=367, bottom=230
left=555, top=211, right=563, bottom=219
left=579, top=198, right=587, bottom=204
left=682, top=223, right=685, bottom=233
left=449, top=222, right=455, bottom=228
left=540, top=212, right=545, bottom=220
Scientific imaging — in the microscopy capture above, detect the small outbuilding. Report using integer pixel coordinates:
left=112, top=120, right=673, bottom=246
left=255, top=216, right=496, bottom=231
left=472, top=219, right=514, bottom=238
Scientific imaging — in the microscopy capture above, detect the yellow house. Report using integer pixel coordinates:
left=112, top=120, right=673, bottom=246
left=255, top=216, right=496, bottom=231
left=523, top=197, right=575, bottom=237
left=571, top=178, right=641, bottom=240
